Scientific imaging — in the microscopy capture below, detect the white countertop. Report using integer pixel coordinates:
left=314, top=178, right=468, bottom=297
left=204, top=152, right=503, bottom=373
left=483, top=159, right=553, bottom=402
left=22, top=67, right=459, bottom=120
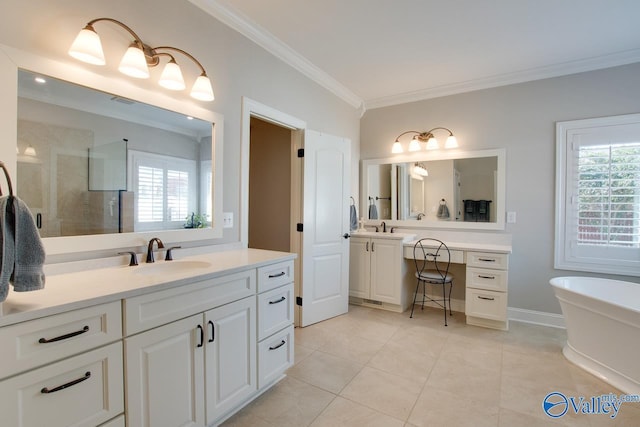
left=0, top=249, right=296, bottom=327
left=350, top=231, right=416, bottom=242
left=403, top=239, right=512, bottom=254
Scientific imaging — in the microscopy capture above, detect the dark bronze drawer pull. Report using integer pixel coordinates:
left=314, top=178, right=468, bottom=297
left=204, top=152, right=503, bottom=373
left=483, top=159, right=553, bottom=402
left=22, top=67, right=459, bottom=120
left=269, top=340, right=286, bottom=350
left=208, top=320, right=215, bottom=343
left=196, top=325, right=204, bottom=348
left=478, top=258, right=496, bottom=262
left=39, top=325, right=89, bottom=344
left=41, top=371, right=91, bottom=394
left=268, top=296, right=286, bottom=305
left=478, top=296, right=495, bottom=301
left=268, top=271, right=286, bottom=278
left=478, top=275, right=496, bottom=280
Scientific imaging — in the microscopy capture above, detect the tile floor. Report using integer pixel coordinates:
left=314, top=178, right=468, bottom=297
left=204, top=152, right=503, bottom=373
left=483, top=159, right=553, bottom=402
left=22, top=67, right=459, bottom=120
left=222, top=305, right=640, bottom=426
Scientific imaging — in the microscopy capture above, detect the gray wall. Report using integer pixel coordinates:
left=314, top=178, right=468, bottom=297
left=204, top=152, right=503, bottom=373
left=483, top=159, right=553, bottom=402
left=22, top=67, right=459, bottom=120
left=0, top=0, right=361, bottom=245
left=361, top=63, right=640, bottom=314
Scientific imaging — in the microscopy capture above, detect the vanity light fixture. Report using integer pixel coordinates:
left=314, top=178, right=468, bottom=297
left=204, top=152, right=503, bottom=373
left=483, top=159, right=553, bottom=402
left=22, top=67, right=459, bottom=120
left=24, top=145, right=37, bottom=157
left=391, top=127, right=458, bottom=153
left=68, top=18, right=215, bottom=101
left=413, top=162, right=429, bottom=176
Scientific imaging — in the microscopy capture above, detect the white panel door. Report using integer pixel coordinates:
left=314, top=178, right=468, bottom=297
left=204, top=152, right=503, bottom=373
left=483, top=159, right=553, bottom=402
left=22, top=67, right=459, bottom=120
left=301, top=130, right=351, bottom=326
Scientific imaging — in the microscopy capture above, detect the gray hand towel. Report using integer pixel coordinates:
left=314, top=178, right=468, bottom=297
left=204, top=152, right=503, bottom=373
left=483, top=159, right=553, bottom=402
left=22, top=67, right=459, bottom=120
left=350, top=204, right=358, bottom=231
left=0, top=195, right=45, bottom=302
left=437, top=199, right=450, bottom=219
left=368, top=203, right=378, bottom=220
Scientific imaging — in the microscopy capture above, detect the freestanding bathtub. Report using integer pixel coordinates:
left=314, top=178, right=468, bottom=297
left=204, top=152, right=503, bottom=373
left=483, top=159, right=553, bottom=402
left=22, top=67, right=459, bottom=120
left=550, top=276, right=640, bottom=395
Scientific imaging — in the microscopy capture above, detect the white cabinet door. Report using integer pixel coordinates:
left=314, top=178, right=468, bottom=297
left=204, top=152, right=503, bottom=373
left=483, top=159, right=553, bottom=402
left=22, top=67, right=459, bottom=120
left=370, top=238, right=401, bottom=304
left=205, top=296, right=257, bottom=424
left=348, top=237, right=370, bottom=298
left=125, top=314, right=205, bottom=427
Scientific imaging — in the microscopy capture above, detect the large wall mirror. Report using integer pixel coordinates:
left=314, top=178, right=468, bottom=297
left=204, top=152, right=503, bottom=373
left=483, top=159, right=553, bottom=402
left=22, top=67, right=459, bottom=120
left=361, top=149, right=506, bottom=230
left=0, top=45, right=224, bottom=256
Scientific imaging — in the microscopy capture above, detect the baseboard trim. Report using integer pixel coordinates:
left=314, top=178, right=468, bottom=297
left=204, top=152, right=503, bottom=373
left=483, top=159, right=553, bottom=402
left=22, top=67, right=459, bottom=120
left=508, top=307, right=565, bottom=329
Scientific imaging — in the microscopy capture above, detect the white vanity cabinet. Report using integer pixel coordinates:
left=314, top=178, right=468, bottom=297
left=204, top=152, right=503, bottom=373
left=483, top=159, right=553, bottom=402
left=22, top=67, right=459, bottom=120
left=349, top=234, right=414, bottom=312
left=124, top=269, right=258, bottom=426
left=0, top=302, right=124, bottom=427
left=465, top=251, right=509, bottom=330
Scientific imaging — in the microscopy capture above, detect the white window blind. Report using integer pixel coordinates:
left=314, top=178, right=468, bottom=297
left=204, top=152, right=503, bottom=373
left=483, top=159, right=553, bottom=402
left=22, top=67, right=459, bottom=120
left=129, top=150, right=197, bottom=231
left=556, top=114, right=640, bottom=276
left=575, top=143, right=640, bottom=248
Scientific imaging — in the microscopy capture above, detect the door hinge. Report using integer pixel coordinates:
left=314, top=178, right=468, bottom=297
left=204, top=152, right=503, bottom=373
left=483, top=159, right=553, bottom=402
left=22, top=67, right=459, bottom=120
left=297, top=148, right=304, bottom=158
left=296, top=297, right=302, bottom=306
left=296, top=223, right=303, bottom=232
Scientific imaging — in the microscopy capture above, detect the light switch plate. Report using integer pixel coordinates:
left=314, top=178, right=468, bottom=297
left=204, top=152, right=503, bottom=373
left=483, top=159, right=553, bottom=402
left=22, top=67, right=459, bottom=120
left=223, top=212, right=233, bottom=228
left=507, top=211, right=516, bottom=223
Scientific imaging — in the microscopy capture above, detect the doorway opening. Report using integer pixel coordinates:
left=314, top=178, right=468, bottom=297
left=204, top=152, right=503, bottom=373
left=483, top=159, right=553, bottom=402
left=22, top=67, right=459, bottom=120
left=248, top=117, right=293, bottom=252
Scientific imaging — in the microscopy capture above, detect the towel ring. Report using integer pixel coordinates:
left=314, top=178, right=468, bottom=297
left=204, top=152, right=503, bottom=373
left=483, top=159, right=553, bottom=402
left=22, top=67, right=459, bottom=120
left=0, top=161, right=14, bottom=196
left=350, top=196, right=355, bottom=206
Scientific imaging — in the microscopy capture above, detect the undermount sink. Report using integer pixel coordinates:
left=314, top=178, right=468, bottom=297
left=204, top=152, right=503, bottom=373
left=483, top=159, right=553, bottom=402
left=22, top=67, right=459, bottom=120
left=133, top=260, right=213, bottom=276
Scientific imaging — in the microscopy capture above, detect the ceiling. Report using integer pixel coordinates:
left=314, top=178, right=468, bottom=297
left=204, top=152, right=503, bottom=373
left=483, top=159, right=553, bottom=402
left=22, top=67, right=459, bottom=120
left=191, top=0, right=640, bottom=111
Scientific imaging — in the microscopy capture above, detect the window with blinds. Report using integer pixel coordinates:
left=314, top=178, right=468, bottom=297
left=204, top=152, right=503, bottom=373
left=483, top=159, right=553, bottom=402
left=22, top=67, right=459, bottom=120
left=556, top=114, right=640, bottom=276
left=576, top=143, right=640, bottom=248
left=129, top=150, right=197, bottom=231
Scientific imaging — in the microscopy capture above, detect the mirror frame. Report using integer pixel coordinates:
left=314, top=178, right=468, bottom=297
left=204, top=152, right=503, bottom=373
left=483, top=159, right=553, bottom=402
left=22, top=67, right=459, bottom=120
left=361, top=148, right=506, bottom=230
left=1, top=44, right=224, bottom=256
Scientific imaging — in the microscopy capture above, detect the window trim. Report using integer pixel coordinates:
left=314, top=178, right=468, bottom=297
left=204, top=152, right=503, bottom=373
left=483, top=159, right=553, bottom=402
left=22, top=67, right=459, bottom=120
left=555, top=113, right=640, bottom=277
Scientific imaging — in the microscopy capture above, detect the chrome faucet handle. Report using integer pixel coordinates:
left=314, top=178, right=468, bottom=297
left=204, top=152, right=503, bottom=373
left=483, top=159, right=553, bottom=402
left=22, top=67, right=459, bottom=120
left=165, top=246, right=182, bottom=261
left=118, top=251, right=138, bottom=266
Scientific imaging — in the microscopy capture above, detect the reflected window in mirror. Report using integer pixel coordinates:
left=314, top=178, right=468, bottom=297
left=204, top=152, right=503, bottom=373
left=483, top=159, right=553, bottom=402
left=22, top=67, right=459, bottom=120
left=16, top=69, right=213, bottom=238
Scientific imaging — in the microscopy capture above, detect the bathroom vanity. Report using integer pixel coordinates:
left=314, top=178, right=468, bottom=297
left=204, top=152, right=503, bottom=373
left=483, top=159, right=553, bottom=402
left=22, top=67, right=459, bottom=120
left=0, top=249, right=295, bottom=427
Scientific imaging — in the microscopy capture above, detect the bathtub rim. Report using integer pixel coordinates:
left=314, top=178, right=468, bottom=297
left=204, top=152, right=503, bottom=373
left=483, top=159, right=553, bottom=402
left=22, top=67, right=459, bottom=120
left=550, top=276, right=640, bottom=316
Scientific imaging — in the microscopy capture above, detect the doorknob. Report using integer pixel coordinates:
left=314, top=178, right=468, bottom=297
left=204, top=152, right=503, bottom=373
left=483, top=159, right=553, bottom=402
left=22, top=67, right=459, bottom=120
left=343, top=233, right=350, bottom=239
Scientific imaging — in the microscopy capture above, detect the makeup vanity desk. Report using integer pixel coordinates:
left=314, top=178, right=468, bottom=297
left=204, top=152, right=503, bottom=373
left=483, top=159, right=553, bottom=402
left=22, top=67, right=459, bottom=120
left=348, top=230, right=512, bottom=330
left=402, top=239, right=512, bottom=330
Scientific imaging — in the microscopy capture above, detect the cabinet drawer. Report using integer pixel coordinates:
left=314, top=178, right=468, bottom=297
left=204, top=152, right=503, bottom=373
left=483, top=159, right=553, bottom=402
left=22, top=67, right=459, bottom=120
left=258, top=325, right=294, bottom=389
left=0, top=341, right=124, bottom=427
left=403, top=245, right=464, bottom=264
left=258, top=283, right=294, bottom=341
left=466, top=252, right=509, bottom=270
left=0, top=301, right=122, bottom=380
left=124, top=269, right=256, bottom=335
left=466, top=267, right=508, bottom=292
left=257, top=260, right=294, bottom=293
left=465, top=288, right=507, bottom=321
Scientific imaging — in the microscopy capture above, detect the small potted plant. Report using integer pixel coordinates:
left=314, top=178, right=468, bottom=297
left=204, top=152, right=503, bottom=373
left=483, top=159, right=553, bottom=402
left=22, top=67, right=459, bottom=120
left=184, top=212, right=208, bottom=229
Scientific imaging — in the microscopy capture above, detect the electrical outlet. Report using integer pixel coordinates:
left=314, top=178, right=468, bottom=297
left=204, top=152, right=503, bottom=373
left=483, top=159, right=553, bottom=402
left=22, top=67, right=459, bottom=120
left=223, top=212, right=233, bottom=228
left=507, top=211, right=516, bottom=224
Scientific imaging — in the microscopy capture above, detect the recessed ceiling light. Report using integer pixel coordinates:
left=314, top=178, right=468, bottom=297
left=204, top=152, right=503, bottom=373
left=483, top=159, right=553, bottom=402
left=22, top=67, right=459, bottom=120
left=34, top=76, right=46, bottom=84
left=186, top=116, right=194, bottom=120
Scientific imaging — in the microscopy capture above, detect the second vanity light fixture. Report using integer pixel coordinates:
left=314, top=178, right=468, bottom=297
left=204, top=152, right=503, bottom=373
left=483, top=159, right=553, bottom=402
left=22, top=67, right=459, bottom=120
left=68, top=18, right=215, bottom=101
left=391, top=127, right=458, bottom=153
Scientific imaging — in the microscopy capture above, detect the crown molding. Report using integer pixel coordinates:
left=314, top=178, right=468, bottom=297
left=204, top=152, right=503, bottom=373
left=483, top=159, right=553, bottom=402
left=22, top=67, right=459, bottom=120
left=366, top=49, right=640, bottom=110
left=189, top=0, right=364, bottom=111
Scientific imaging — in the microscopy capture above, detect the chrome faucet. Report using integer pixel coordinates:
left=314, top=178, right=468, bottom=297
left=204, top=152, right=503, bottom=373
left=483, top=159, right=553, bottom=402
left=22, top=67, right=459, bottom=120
left=146, top=237, right=165, bottom=263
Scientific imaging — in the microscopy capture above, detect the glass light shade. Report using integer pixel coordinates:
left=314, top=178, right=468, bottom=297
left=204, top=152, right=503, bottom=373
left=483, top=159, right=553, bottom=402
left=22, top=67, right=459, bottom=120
left=118, top=44, right=150, bottom=79
left=190, top=74, right=215, bottom=101
left=24, top=145, right=37, bottom=156
left=391, top=141, right=404, bottom=154
left=445, top=135, right=458, bottom=148
left=158, top=60, right=186, bottom=90
left=408, top=138, right=422, bottom=152
left=68, top=27, right=105, bottom=65
left=426, top=136, right=439, bottom=150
